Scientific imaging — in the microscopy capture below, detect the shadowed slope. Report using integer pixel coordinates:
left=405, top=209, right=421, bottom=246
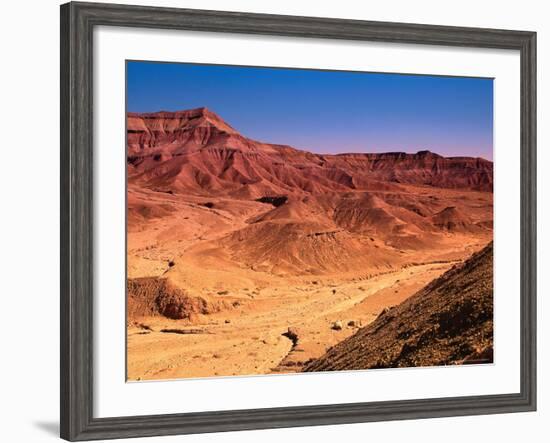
left=303, top=242, right=493, bottom=371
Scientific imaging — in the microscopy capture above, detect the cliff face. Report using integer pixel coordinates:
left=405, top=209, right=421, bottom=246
left=324, top=151, right=493, bottom=191
left=303, top=242, right=494, bottom=371
left=127, top=107, right=239, bottom=152
left=127, top=107, right=493, bottom=194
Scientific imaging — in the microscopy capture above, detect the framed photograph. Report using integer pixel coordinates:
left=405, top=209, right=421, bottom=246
left=60, top=1, right=536, bottom=441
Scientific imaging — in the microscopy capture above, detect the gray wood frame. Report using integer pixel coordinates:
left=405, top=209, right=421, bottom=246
left=60, top=2, right=537, bottom=441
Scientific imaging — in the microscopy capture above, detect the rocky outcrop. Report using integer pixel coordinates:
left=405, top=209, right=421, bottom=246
left=127, top=277, right=229, bottom=321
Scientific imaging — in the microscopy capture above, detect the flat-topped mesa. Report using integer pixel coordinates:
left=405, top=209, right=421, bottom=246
left=370, top=150, right=491, bottom=170
left=323, top=150, right=492, bottom=191
left=332, top=150, right=490, bottom=165
left=362, top=150, right=442, bottom=160
left=332, top=150, right=490, bottom=164
left=127, top=107, right=240, bottom=152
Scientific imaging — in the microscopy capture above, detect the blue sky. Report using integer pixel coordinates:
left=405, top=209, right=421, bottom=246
left=127, top=61, right=493, bottom=160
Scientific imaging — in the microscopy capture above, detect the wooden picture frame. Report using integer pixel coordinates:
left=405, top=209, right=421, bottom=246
left=60, top=2, right=536, bottom=440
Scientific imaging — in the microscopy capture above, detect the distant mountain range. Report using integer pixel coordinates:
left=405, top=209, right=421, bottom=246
left=127, top=107, right=493, bottom=196
left=127, top=107, right=493, bottom=275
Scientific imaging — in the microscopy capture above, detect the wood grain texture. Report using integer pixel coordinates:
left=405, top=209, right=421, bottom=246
left=60, top=2, right=537, bottom=441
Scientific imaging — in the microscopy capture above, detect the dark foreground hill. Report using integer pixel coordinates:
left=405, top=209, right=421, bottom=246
left=303, top=242, right=493, bottom=371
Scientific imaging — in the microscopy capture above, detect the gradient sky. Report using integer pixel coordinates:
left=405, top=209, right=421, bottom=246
left=127, top=61, right=493, bottom=160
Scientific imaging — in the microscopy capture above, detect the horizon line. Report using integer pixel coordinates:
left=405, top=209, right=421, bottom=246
left=127, top=107, right=493, bottom=163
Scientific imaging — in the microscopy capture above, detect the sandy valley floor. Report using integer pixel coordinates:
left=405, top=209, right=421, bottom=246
left=126, top=187, right=490, bottom=380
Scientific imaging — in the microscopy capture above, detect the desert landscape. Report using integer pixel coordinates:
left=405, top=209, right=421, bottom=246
left=126, top=106, right=493, bottom=381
